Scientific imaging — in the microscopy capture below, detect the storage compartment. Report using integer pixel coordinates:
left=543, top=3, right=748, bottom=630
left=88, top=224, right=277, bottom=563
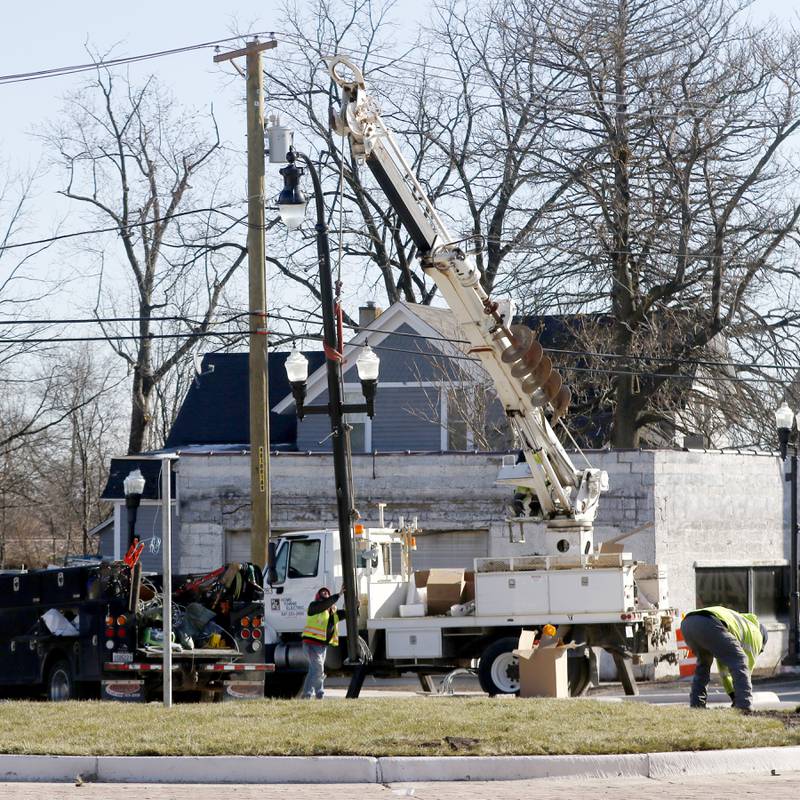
left=0, top=572, right=42, bottom=607
left=475, top=571, right=549, bottom=616
left=385, top=627, right=443, bottom=659
left=548, top=568, right=634, bottom=614
left=40, top=567, right=92, bottom=604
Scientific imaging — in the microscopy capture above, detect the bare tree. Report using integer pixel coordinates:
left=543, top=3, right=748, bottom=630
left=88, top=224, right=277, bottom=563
left=48, top=68, right=248, bottom=453
left=494, top=0, right=800, bottom=447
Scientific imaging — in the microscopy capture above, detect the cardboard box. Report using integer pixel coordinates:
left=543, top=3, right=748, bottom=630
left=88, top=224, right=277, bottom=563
left=462, top=570, right=475, bottom=603
left=425, top=569, right=465, bottom=616
left=413, top=569, right=430, bottom=589
left=513, top=630, right=572, bottom=698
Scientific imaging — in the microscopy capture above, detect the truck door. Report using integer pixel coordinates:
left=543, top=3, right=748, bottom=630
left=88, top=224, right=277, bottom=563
left=265, top=536, right=326, bottom=633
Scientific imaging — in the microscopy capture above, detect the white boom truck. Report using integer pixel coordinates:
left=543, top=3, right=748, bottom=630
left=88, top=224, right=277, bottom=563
left=262, top=56, right=677, bottom=698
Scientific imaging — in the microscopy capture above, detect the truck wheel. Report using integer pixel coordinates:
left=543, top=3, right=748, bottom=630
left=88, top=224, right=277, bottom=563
left=478, top=639, right=592, bottom=697
left=264, top=673, right=305, bottom=699
left=567, top=653, right=591, bottom=696
left=47, top=660, right=77, bottom=702
left=478, top=637, right=520, bottom=695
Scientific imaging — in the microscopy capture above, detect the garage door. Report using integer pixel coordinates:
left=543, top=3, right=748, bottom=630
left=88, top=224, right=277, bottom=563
left=225, top=530, right=252, bottom=564
left=410, top=530, right=488, bottom=570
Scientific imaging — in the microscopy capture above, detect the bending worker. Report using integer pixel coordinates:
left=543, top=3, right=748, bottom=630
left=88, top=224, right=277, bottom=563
left=301, top=586, right=345, bottom=699
left=680, top=606, right=768, bottom=712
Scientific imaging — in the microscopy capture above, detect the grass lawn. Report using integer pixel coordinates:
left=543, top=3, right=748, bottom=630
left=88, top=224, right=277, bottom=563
left=0, top=698, right=796, bottom=756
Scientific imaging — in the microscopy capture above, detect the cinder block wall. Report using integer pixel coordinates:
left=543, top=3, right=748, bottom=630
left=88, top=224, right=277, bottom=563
left=176, top=449, right=790, bottom=665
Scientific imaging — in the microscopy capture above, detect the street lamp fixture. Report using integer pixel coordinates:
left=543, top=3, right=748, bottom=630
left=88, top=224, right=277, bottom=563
left=356, top=345, right=380, bottom=419
left=123, top=468, right=146, bottom=548
left=276, top=158, right=307, bottom=230
left=285, top=349, right=309, bottom=419
left=277, top=147, right=380, bottom=684
left=775, top=400, right=800, bottom=666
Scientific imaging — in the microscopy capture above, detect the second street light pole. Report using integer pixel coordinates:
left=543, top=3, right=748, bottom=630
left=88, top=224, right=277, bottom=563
left=214, top=38, right=277, bottom=569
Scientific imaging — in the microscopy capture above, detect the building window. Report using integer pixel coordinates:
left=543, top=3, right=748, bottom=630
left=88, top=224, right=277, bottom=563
left=440, top=390, right=473, bottom=450
left=344, top=390, right=369, bottom=453
left=695, top=566, right=789, bottom=621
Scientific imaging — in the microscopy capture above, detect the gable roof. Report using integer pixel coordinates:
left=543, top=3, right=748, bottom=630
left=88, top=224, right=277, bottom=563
left=272, top=301, right=465, bottom=413
left=166, top=351, right=325, bottom=449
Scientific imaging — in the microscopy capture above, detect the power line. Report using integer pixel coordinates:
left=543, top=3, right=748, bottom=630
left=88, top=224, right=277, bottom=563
left=0, top=32, right=278, bottom=86
left=0, top=205, right=247, bottom=253
left=268, top=311, right=799, bottom=374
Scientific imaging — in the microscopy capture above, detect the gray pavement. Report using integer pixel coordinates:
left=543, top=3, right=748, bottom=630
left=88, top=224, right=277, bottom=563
left=2, top=773, right=798, bottom=799
left=325, top=672, right=800, bottom=707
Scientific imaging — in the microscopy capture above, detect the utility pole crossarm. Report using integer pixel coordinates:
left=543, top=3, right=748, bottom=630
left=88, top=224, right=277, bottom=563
left=213, top=40, right=277, bottom=63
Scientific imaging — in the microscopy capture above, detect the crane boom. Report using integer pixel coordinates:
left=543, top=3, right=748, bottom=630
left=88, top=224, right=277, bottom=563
left=327, top=56, right=608, bottom=537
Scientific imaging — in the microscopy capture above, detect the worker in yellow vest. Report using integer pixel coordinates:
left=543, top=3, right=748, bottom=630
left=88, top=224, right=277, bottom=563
left=680, top=606, right=768, bottom=712
left=301, top=586, right=345, bottom=699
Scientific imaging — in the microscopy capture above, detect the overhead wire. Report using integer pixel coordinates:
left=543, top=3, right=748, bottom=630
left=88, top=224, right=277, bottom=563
left=0, top=204, right=247, bottom=253
left=0, top=32, right=279, bottom=85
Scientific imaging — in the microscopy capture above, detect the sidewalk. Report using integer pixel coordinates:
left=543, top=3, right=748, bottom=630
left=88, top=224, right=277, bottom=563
left=1, top=772, right=798, bottom=800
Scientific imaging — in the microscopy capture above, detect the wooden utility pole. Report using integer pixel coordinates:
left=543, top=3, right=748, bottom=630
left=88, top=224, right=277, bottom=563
left=214, top=39, right=277, bottom=567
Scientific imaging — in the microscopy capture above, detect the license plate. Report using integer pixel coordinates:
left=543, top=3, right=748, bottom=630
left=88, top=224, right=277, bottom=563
left=112, top=651, right=133, bottom=663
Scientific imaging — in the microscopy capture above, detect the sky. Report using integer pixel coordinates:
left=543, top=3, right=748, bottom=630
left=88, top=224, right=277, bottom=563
left=1, top=0, right=798, bottom=325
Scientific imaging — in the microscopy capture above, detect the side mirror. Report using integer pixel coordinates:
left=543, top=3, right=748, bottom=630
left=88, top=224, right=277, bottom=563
left=266, top=541, right=279, bottom=586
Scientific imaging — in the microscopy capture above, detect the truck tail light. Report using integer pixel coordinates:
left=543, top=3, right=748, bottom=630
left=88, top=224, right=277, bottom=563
left=240, top=616, right=250, bottom=627
left=252, top=616, right=262, bottom=628
left=251, top=628, right=262, bottom=640
left=105, top=627, right=115, bottom=638
left=116, top=615, right=127, bottom=626
left=105, top=615, right=114, bottom=626
left=240, top=629, right=251, bottom=640
left=117, top=628, right=127, bottom=638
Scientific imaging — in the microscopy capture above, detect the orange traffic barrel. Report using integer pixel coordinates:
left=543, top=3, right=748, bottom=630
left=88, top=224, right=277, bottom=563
left=676, top=619, right=697, bottom=677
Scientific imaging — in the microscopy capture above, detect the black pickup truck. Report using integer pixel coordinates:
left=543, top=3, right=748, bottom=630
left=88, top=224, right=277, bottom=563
left=0, top=561, right=273, bottom=701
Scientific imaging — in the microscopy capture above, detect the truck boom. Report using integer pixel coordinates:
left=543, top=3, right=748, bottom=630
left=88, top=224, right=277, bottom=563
left=327, top=56, right=607, bottom=537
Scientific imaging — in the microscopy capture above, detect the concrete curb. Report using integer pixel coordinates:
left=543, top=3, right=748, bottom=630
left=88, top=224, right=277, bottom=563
left=376, top=753, right=649, bottom=782
left=0, top=747, right=798, bottom=783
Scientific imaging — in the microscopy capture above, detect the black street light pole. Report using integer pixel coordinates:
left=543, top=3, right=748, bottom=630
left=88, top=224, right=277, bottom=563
left=277, top=149, right=365, bottom=672
left=123, top=469, right=146, bottom=549
left=777, top=401, right=800, bottom=665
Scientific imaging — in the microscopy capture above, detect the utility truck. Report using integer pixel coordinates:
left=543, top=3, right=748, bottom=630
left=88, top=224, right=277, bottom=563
left=262, top=56, right=677, bottom=697
left=0, top=561, right=272, bottom=701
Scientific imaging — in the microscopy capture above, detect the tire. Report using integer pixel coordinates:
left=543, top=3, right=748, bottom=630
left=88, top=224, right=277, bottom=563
left=47, top=659, right=77, bottom=702
left=478, top=637, right=520, bottom=695
left=567, top=653, right=591, bottom=696
left=478, top=638, right=592, bottom=697
left=264, top=672, right=305, bottom=699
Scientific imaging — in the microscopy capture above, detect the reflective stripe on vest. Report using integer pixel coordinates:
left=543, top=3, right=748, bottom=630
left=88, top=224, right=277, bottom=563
left=303, top=609, right=338, bottom=646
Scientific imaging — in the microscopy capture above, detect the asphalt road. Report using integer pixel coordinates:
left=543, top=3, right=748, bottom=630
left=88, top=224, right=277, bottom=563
left=2, top=773, right=799, bottom=799
left=324, top=672, right=800, bottom=707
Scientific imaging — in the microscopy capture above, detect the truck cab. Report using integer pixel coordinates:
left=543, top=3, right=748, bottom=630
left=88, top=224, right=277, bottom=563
left=264, top=528, right=406, bottom=637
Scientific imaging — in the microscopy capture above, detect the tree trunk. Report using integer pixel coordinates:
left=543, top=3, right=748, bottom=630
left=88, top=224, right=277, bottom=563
left=127, top=369, right=154, bottom=454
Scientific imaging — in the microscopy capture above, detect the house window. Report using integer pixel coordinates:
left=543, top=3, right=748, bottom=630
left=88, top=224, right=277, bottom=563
left=440, top=390, right=474, bottom=450
left=344, top=390, right=369, bottom=453
left=695, top=566, right=789, bottom=620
